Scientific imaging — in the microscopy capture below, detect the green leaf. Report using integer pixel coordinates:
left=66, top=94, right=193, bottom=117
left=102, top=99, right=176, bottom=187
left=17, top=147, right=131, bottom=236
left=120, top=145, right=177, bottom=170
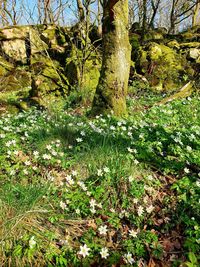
left=13, top=244, right=23, bottom=256
left=188, top=252, right=197, bottom=264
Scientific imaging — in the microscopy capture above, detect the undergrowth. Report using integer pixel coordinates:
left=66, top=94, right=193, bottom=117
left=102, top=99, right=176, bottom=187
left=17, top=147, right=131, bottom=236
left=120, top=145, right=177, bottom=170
left=0, top=93, right=200, bottom=266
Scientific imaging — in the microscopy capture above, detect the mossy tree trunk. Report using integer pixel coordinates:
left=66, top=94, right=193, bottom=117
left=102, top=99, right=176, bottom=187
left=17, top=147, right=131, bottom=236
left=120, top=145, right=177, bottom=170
left=192, top=0, right=200, bottom=27
left=76, top=0, right=85, bottom=22
left=92, top=0, right=131, bottom=116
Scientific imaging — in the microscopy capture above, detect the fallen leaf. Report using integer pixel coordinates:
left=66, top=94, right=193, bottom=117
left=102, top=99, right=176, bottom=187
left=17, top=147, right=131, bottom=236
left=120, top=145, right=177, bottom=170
left=87, top=220, right=97, bottom=230
left=148, top=258, right=156, bottom=267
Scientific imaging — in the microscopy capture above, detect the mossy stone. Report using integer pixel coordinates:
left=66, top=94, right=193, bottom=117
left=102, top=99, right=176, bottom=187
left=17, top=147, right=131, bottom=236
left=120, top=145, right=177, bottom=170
left=134, top=42, right=192, bottom=91
left=167, top=40, right=180, bottom=50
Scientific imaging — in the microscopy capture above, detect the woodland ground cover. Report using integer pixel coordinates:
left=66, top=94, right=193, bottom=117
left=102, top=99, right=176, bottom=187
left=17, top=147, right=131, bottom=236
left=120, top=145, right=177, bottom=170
left=0, top=92, right=200, bottom=266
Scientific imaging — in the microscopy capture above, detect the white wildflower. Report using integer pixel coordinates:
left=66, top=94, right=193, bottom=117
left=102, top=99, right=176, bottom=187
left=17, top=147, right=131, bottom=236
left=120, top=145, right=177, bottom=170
left=72, top=170, right=78, bottom=176
left=103, top=167, right=110, bottom=173
left=46, top=145, right=52, bottom=150
left=134, top=159, right=139, bottom=165
left=137, top=206, right=144, bottom=216
left=98, top=225, right=108, bottom=235
left=100, top=247, right=109, bottom=259
left=51, top=150, right=57, bottom=156
left=33, top=151, right=39, bottom=158
left=89, top=198, right=96, bottom=208
left=184, top=167, right=190, bottom=174
left=42, top=154, right=51, bottom=160
left=97, top=169, right=103, bottom=176
left=76, top=208, right=80, bottom=214
left=0, top=134, right=5, bottom=138
left=128, top=175, right=134, bottom=183
left=66, top=175, right=74, bottom=186
left=23, top=169, right=28, bottom=175
left=10, top=170, right=16, bottom=176
left=124, top=252, right=134, bottom=264
left=60, top=201, right=67, bottom=210
left=129, top=229, right=138, bottom=238
left=147, top=175, right=153, bottom=180
left=90, top=207, right=96, bottom=214
left=146, top=205, right=154, bottom=213
left=78, top=244, right=90, bottom=258
left=186, top=146, right=192, bottom=152
left=13, top=150, right=19, bottom=156
left=196, top=180, right=200, bottom=187
left=127, top=147, right=133, bottom=153
left=29, top=236, right=36, bottom=249
left=110, top=126, right=115, bottom=130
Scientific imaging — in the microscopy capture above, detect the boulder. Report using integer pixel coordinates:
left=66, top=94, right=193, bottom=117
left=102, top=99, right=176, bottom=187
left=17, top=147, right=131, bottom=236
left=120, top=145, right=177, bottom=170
left=180, top=42, right=200, bottom=49
left=133, top=42, right=193, bottom=91
left=188, top=48, right=200, bottom=61
left=30, top=59, right=68, bottom=102
left=1, top=39, right=27, bottom=63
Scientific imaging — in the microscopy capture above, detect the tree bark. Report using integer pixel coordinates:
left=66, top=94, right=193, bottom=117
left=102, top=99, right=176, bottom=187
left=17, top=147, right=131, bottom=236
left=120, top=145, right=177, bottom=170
left=97, top=0, right=102, bottom=37
left=192, top=0, right=200, bottom=26
left=141, top=0, right=147, bottom=40
left=149, top=0, right=161, bottom=29
left=92, top=0, right=131, bottom=116
left=76, top=0, right=85, bottom=22
left=169, top=0, right=176, bottom=34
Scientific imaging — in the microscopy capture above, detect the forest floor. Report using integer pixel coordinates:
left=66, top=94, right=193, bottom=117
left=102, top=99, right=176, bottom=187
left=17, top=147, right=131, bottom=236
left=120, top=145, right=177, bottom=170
left=0, top=90, right=200, bottom=267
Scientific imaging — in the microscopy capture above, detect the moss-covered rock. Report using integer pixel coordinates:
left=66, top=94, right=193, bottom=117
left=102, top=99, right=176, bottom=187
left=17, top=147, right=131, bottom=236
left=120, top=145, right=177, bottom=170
left=134, top=42, right=192, bottom=91
left=0, top=25, right=72, bottom=110
left=30, top=58, right=68, bottom=103
left=144, top=30, right=164, bottom=41
left=0, top=68, right=31, bottom=93
left=167, top=40, right=180, bottom=50
left=1, top=39, right=27, bottom=63
left=180, top=42, right=200, bottom=49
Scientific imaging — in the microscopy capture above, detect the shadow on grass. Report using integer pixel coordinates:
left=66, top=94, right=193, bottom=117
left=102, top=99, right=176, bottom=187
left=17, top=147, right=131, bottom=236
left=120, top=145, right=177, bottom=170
left=27, top=120, right=195, bottom=177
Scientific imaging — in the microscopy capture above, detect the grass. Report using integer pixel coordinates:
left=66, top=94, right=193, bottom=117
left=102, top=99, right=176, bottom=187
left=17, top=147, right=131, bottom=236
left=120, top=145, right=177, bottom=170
left=0, top=92, right=200, bottom=266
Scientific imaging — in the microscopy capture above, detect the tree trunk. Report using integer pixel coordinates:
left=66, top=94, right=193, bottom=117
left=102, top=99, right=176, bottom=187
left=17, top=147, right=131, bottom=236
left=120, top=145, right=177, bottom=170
left=149, top=0, right=161, bottom=29
left=97, top=0, right=102, bottom=37
left=141, top=0, right=147, bottom=41
left=192, top=1, right=200, bottom=27
left=92, top=0, right=131, bottom=116
left=170, top=0, right=176, bottom=34
left=76, top=0, right=85, bottom=22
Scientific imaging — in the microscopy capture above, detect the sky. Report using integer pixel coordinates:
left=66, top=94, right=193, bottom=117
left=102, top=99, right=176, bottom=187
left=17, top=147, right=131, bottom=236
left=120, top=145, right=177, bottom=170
left=8, top=0, right=98, bottom=26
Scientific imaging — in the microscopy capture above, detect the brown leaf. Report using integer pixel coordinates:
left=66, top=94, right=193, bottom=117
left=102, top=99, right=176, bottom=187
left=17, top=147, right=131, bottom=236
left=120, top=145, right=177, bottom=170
left=87, top=220, right=97, bottom=230
left=122, top=224, right=129, bottom=234
left=173, top=239, right=181, bottom=249
left=100, top=214, right=109, bottom=221
left=162, top=239, right=174, bottom=252
left=143, top=225, right=147, bottom=230
left=148, top=258, right=156, bottom=267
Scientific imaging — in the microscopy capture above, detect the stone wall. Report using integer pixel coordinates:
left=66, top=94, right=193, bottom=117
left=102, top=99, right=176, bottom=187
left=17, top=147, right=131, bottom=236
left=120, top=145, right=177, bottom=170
left=0, top=24, right=101, bottom=112
left=130, top=26, right=200, bottom=91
